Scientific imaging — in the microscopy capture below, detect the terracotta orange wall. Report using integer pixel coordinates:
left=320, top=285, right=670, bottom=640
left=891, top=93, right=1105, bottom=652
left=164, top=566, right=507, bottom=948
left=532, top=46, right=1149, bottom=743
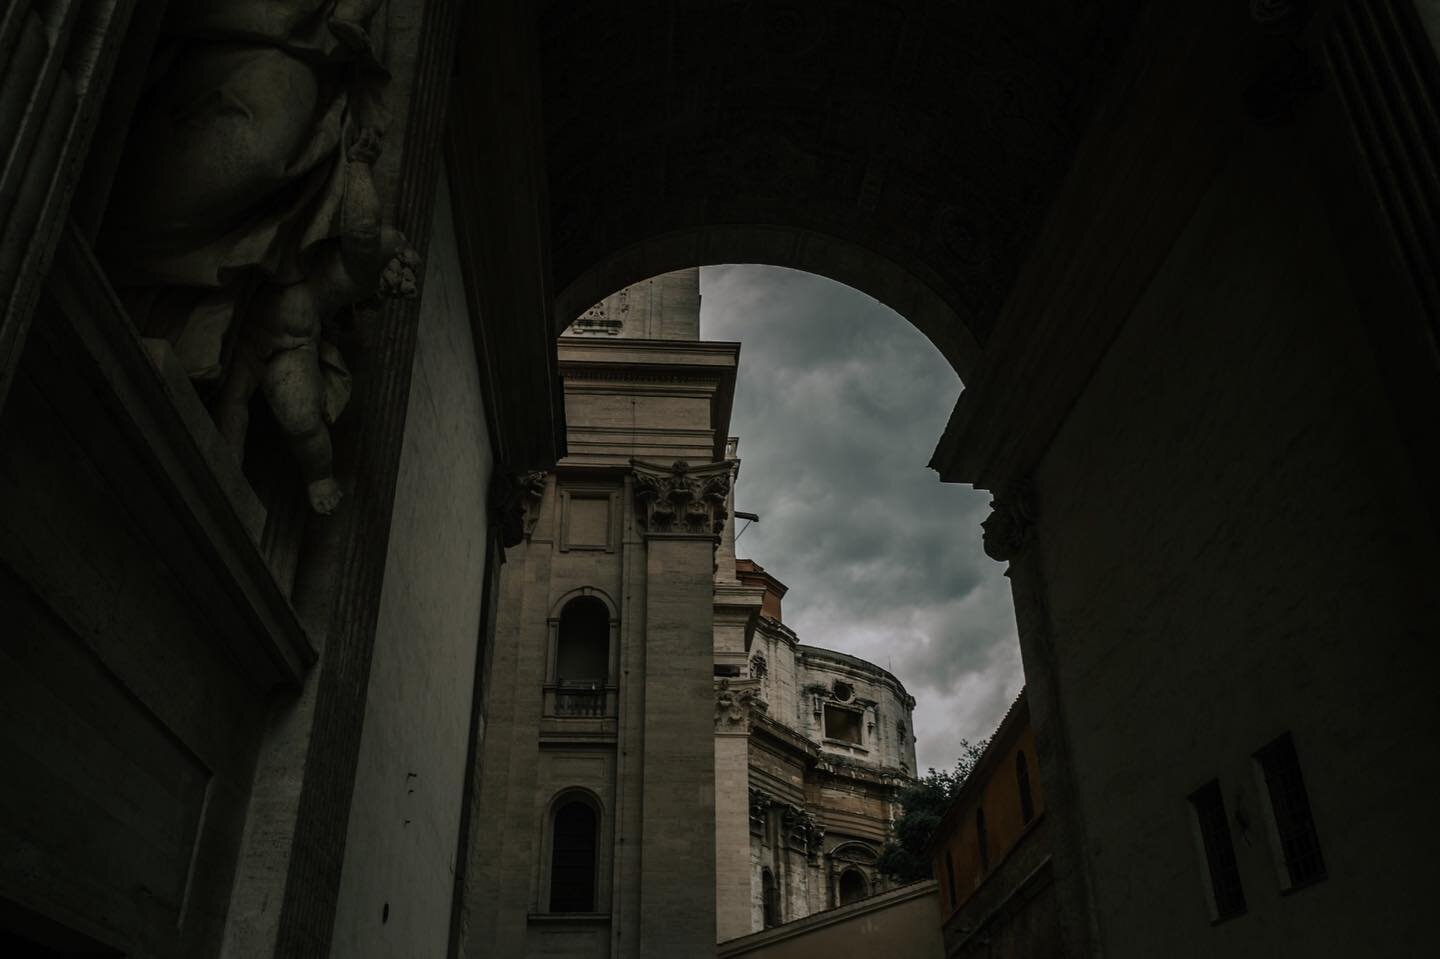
left=736, top=559, right=786, bottom=622
left=930, top=712, right=1044, bottom=920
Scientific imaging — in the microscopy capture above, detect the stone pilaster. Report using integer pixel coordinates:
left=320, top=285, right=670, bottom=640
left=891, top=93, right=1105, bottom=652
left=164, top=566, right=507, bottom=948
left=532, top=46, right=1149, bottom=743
left=714, top=679, right=761, bottom=942
left=638, top=531, right=720, bottom=956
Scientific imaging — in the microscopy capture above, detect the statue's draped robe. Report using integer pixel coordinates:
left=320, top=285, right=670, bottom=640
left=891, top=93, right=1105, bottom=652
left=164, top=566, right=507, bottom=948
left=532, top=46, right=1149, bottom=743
left=102, top=0, right=384, bottom=381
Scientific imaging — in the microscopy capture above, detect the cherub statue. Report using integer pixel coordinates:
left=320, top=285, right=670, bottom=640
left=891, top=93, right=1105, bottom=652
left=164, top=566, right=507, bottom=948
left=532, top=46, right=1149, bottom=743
left=213, top=126, right=420, bottom=514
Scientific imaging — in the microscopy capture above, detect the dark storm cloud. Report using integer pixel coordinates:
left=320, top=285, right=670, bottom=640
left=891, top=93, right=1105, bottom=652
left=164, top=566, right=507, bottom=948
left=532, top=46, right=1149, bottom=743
left=700, top=265, right=1024, bottom=772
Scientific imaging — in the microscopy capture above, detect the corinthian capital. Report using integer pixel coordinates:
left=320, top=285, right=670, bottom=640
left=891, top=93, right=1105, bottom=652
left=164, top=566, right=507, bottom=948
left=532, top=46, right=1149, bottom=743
left=631, top=459, right=731, bottom=537
left=714, top=678, right=761, bottom=730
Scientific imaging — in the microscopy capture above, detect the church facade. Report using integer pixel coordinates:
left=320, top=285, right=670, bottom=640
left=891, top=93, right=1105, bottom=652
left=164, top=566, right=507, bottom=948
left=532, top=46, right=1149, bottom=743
left=717, top=559, right=917, bottom=939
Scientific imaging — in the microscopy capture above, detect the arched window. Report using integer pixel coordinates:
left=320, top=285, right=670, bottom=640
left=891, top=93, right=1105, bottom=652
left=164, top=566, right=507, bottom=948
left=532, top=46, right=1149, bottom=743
left=549, top=799, right=598, bottom=912
left=976, top=808, right=990, bottom=872
left=556, top=597, right=609, bottom=685
left=838, top=868, right=868, bottom=905
left=1016, top=750, right=1035, bottom=824
left=761, top=867, right=779, bottom=927
left=945, top=849, right=957, bottom=909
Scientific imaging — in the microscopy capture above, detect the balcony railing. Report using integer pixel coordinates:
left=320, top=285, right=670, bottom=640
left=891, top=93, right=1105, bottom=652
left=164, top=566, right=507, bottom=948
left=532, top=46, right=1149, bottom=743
left=544, top=683, right=615, bottom=720
left=555, top=686, right=606, bottom=717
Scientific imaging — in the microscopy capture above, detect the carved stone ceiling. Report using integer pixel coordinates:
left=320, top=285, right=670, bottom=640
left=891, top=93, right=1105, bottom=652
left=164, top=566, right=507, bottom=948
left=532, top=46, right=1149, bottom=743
left=537, top=0, right=1142, bottom=353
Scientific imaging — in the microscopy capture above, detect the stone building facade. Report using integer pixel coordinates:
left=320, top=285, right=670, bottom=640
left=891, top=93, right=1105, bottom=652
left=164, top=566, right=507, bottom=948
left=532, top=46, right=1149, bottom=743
left=717, top=560, right=917, bottom=938
left=462, top=268, right=737, bottom=958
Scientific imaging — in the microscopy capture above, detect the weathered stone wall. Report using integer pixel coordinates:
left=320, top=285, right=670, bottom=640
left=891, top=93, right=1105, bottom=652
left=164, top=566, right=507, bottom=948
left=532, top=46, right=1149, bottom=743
left=795, top=647, right=916, bottom=775
left=1034, top=129, right=1440, bottom=954
left=330, top=170, right=493, bottom=957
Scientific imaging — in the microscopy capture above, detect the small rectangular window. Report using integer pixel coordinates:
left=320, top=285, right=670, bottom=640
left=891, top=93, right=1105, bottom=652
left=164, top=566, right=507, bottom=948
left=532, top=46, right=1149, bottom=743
left=1254, top=733, right=1326, bottom=889
left=1188, top=780, right=1247, bottom=921
left=823, top=705, right=862, bottom=744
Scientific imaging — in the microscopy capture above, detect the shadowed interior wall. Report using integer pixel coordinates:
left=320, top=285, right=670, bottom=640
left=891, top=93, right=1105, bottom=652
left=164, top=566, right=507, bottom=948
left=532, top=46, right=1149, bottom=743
left=1033, top=129, right=1440, bottom=956
left=331, top=169, right=494, bottom=957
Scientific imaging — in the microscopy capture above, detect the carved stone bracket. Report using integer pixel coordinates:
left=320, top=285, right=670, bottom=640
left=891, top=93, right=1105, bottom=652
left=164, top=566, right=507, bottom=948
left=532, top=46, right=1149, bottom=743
left=749, top=787, right=774, bottom=831
left=782, top=805, right=826, bottom=862
left=748, top=787, right=824, bottom=859
left=981, top=484, right=1036, bottom=563
left=632, top=459, right=731, bottom=537
left=491, top=469, right=547, bottom=548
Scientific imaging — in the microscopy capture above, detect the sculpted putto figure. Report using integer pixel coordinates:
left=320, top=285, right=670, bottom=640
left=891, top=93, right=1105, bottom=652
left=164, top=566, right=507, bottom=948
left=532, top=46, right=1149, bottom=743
left=214, top=128, right=419, bottom=513
left=101, top=0, right=413, bottom=513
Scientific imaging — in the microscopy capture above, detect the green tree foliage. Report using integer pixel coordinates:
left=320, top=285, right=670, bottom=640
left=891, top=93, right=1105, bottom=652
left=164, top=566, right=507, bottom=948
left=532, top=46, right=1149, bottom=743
left=876, top=738, right=989, bottom=883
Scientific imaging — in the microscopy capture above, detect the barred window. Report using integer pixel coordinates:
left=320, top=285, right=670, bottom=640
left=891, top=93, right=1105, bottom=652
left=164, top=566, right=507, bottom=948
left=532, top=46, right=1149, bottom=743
left=1255, top=733, right=1326, bottom=889
left=1188, top=780, right=1247, bottom=921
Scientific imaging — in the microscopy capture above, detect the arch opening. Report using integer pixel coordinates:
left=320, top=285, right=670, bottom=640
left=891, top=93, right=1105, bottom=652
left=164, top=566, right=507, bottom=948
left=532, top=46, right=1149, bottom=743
left=554, top=229, right=983, bottom=380
left=556, top=596, right=609, bottom=686
left=838, top=868, right=869, bottom=906
left=548, top=797, right=599, bottom=913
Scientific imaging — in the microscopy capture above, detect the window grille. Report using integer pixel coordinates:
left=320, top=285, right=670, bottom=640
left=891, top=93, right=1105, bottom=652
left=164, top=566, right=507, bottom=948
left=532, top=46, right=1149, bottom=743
left=1188, top=780, right=1247, bottom=921
left=1255, top=733, right=1326, bottom=889
left=1016, top=750, right=1035, bottom=824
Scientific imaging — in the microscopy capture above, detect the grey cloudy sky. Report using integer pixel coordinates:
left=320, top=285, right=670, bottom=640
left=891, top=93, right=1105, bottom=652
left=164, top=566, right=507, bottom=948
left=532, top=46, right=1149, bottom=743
left=699, top=265, right=1022, bottom=774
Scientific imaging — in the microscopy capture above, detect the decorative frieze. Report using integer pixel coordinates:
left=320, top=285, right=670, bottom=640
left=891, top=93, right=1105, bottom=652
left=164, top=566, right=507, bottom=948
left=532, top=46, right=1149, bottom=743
left=632, top=459, right=731, bottom=537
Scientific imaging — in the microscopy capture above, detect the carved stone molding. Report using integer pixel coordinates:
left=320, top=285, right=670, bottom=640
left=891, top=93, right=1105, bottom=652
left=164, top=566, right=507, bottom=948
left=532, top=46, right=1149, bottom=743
left=632, top=458, right=731, bottom=537
left=981, top=485, right=1036, bottom=563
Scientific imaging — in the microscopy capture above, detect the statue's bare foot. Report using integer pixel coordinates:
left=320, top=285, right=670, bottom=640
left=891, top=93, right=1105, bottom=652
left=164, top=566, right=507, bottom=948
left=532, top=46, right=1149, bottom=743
left=308, top=477, right=344, bottom=515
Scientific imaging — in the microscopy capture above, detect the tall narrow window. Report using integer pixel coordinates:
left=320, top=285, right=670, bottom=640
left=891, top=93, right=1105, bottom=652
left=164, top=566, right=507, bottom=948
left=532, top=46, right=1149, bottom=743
left=1188, top=780, right=1247, bottom=921
left=945, top=849, right=957, bottom=910
left=1016, top=750, right=1035, bottom=825
left=975, top=808, right=990, bottom=872
left=1255, top=733, right=1326, bottom=889
left=556, top=597, right=609, bottom=684
left=838, top=869, right=868, bottom=905
left=549, top=800, right=598, bottom=912
left=761, top=868, right=779, bottom=927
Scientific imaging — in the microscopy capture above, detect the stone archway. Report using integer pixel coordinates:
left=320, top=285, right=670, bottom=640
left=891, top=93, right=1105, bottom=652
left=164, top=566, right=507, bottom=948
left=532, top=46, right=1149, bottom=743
left=535, top=0, right=1145, bottom=378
